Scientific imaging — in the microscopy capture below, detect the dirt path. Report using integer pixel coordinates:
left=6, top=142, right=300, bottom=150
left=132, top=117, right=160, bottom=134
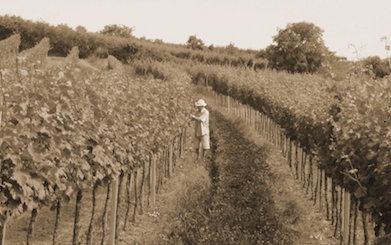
left=198, top=88, right=339, bottom=245
left=175, top=111, right=294, bottom=244
left=118, top=152, right=210, bottom=245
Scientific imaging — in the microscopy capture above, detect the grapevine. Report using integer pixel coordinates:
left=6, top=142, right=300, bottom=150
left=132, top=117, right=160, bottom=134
left=0, top=36, right=195, bottom=243
left=187, top=63, right=391, bottom=237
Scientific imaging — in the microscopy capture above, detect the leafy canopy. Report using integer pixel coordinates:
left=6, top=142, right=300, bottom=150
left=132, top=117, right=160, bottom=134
left=362, top=56, right=391, bottom=79
left=100, top=24, right=134, bottom=38
left=186, top=35, right=205, bottom=50
left=266, top=22, right=328, bottom=73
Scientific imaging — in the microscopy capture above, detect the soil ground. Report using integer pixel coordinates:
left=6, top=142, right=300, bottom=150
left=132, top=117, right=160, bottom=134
left=117, top=153, right=209, bottom=245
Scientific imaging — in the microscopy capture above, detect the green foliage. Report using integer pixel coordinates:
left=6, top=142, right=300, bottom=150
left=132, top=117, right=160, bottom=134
left=362, top=56, right=391, bottom=78
left=330, top=78, right=391, bottom=233
left=107, top=55, right=122, bottom=70
left=66, top=46, right=80, bottom=63
left=75, top=25, right=87, bottom=33
left=18, top=37, right=50, bottom=69
left=317, top=54, right=352, bottom=81
left=99, top=24, right=134, bottom=38
left=186, top=35, right=205, bottom=50
left=0, top=15, right=265, bottom=70
left=132, top=60, right=168, bottom=80
left=224, top=42, right=239, bottom=55
left=0, top=34, right=20, bottom=69
left=187, top=63, right=391, bottom=237
left=0, top=38, right=195, bottom=221
left=266, top=22, right=328, bottom=73
left=375, top=233, right=391, bottom=245
left=0, top=15, right=139, bottom=61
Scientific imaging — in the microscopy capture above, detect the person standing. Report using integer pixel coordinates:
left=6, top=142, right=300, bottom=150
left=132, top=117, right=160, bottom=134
left=191, top=99, right=210, bottom=161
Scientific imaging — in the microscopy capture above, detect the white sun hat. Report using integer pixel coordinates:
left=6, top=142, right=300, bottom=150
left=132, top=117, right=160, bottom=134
left=195, top=99, right=207, bottom=107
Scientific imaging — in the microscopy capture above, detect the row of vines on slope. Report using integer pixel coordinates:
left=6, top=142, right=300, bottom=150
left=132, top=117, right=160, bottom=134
left=0, top=35, right=195, bottom=244
left=0, top=15, right=267, bottom=70
left=0, top=34, right=20, bottom=69
left=187, top=64, right=391, bottom=243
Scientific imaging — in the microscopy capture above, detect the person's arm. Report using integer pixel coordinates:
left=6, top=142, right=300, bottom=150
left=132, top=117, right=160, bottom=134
left=192, top=110, right=208, bottom=122
left=191, top=114, right=199, bottom=121
left=191, top=114, right=201, bottom=121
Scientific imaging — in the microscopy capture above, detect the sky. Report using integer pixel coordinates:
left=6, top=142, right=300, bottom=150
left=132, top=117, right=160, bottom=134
left=1, top=0, right=390, bottom=60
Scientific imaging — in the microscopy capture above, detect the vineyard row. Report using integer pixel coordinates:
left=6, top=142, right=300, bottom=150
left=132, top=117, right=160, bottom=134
left=0, top=35, right=195, bottom=244
left=188, top=64, right=391, bottom=242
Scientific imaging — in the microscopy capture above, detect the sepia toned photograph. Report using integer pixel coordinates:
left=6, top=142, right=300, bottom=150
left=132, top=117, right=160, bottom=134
left=0, top=0, right=390, bottom=244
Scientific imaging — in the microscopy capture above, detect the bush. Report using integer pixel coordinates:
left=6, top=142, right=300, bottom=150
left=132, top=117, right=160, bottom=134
left=363, top=56, right=391, bottom=78
left=99, top=24, right=133, bottom=38
left=186, top=35, right=205, bottom=50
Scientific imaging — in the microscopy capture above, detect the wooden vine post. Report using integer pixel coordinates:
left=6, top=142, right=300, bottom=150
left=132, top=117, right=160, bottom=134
left=343, top=189, right=351, bottom=245
left=123, top=172, right=134, bottom=231
left=325, top=174, right=331, bottom=220
left=108, top=177, right=119, bottom=245
left=264, top=115, right=267, bottom=139
left=115, top=173, right=124, bottom=240
left=168, top=142, right=173, bottom=177
left=227, top=96, right=230, bottom=112
left=0, top=216, right=6, bottom=245
left=72, top=190, right=83, bottom=245
left=183, top=127, right=187, bottom=151
left=339, top=189, right=343, bottom=243
left=150, top=154, right=157, bottom=207
left=179, top=129, right=184, bottom=158
left=250, top=107, right=253, bottom=128
left=139, top=162, right=146, bottom=215
left=86, top=183, right=98, bottom=245
left=288, top=139, right=292, bottom=170
left=101, top=184, right=111, bottom=244
left=247, top=106, right=250, bottom=125
left=313, top=165, right=319, bottom=204
left=295, top=142, right=301, bottom=180
left=132, top=171, right=138, bottom=223
left=269, top=119, right=272, bottom=142
left=334, top=186, right=339, bottom=237
left=26, top=208, right=38, bottom=245
left=318, top=166, right=323, bottom=211
left=52, top=200, right=61, bottom=245
left=250, top=107, right=252, bottom=126
left=0, top=69, right=6, bottom=245
left=0, top=69, right=3, bottom=129
left=258, top=112, right=262, bottom=133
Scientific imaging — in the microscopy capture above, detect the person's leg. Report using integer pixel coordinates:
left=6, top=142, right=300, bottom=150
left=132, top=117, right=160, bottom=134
left=201, top=135, right=210, bottom=160
left=202, top=149, right=207, bottom=159
left=195, top=148, right=199, bottom=159
left=194, top=137, right=201, bottom=160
